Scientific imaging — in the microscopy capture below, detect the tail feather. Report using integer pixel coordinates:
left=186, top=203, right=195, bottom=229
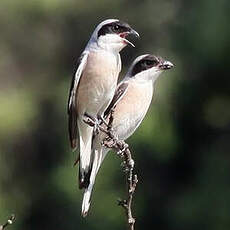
left=81, top=146, right=109, bottom=217
left=79, top=166, right=91, bottom=189
left=78, top=120, right=94, bottom=189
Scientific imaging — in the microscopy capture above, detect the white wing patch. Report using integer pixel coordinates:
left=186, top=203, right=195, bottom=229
left=68, top=51, right=89, bottom=112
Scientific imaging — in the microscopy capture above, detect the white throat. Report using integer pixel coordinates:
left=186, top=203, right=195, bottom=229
left=86, top=34, right=126, bottom=54
left=131, top=69, right=162, bottom=84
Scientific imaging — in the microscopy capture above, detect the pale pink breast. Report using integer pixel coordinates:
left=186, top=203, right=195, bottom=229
left=112, top=81, right=153, bottom=139
left=76, top=51, right=119, bottom=116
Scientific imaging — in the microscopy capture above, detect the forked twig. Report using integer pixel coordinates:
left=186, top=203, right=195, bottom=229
left=0, top=215, right=15, bottom=230
left=84, top=111, right=138, bottom=230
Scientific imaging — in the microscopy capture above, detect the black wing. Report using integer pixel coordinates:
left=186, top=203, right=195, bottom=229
left=104, top=81, right=129, bottom=118
left=67, top=51, right=88, bottom=149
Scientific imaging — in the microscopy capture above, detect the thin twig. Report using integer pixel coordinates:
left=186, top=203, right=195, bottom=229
left=84, top=112, right=138, bottom=230
left=0, top=215, right=15, bottom=230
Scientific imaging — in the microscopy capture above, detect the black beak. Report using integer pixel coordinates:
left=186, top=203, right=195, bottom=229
left=121, top=28, right=139, bottom=48
left=159, top=60, right=174, bottom=70
left=129, top=28, right=140, bottom=38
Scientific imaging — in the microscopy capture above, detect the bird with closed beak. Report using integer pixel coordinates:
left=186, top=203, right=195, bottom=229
left=81, top=54, right=174, bottom=216
left=67, top=19, right=139, bottom=190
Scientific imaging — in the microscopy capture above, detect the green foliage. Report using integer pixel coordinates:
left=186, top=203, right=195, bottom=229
left=0, top=0, right=230, bottom=229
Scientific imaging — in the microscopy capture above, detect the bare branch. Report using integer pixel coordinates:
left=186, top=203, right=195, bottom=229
left=84, top=113, right=138, bottom=230
left=0, top=215, right=15, bottom=230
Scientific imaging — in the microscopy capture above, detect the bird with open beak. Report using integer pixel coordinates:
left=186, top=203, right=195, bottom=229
left=81, top=54, right=174, bottom=216
left=67, top=19, right=139, bottom=191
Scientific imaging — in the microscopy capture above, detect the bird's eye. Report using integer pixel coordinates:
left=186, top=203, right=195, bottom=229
left=113, top=25, right=120, bottom=31
left=145, top=60, right=153, bottom=66
left=145, top=59, right=158, bottom=66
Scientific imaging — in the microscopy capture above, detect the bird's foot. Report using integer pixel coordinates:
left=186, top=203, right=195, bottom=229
left=98, top=115, right=108, bottom=126
left=93, top=120, right=100, bottom=135
left=83, top=113, right=100, bottom=135
left=98, top=115, right=114, bottom=133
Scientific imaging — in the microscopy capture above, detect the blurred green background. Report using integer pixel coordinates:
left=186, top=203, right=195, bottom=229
left=1, top=0, right=230, bottom=229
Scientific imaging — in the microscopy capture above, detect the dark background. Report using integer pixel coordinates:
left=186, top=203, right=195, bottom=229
left=0, top=0, right=230, bottom=229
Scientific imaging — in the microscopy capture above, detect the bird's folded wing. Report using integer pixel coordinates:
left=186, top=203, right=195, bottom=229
left=104, top=81, right=129, bottom=118
left=67, top=51, right=89, bottom=150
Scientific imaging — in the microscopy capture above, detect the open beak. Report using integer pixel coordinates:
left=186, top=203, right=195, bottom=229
left=120, top=28, right=140, bottom=48
left=159, top=60, right=174, bottom=70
